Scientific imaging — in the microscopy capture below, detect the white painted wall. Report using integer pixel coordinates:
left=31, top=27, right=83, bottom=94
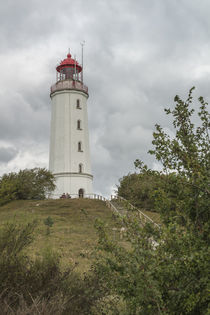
left=49, top=83, right=93, bottom=197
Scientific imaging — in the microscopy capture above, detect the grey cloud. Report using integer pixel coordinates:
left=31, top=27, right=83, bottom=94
left=0, top=1, right=63, bottom=52
left=0, top=92, right=50, bottom=144
left=0, top=147, right=18, bottom=164
left=1, top=0, right=210, bottom=196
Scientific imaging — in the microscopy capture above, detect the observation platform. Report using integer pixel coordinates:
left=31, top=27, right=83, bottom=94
left=50, top=80, right=88, bottom=96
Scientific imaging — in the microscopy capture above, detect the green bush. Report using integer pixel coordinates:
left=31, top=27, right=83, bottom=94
left=0, top=168, right=55, bottom=205
left=118, top=171, right=164, bottom=211
left=93, top=88, right=210, bottom=314
left=0, top=222, right=111, bottom=314
left=44, top=216, right=54, bottom=235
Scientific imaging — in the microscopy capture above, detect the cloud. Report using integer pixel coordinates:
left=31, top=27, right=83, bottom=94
left=0, top=0, right=210, bottom=196
left=0, top=146, right=18, bottom=164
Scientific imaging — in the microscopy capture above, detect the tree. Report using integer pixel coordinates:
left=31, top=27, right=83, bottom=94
left=93, top=88, right=210, bottom=314
left=147, top=87, right=210, bottom=231
left=117, top=171, right=164, bottom=211
left=0, top=168, right=55, bottom=205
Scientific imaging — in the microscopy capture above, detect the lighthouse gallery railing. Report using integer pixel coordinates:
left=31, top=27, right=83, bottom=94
left=51, top=80, right=88, bottom=95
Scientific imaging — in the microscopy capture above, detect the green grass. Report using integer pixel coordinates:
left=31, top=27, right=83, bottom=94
left=0, top=199, right=161, bottom=273
left=112, top=199, right=161, bottom=225
left=141, top=209, right=161, bottom=224
left=0, top=199, right=123, bottom=273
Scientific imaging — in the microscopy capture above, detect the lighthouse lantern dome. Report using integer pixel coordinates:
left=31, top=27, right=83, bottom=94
left=56, top=53, right=82, bottom=81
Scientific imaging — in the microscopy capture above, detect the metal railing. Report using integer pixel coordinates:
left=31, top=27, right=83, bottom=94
left=111, top=195, right=160, bottom=229
left=51, top=80, right=88, bottom=95
left=48, top=193, right=105, bottom=200
left=47, top=193, right=159, bottom=228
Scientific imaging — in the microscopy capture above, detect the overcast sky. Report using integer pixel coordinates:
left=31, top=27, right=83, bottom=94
left=0, top=0, right=210, bottom=197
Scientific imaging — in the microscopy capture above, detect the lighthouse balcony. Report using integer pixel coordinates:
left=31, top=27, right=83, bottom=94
left=51, top=80, right=88, bottom=95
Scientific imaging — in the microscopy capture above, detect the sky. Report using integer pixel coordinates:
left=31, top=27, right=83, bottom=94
left=0, top=0, right=210, bottom=197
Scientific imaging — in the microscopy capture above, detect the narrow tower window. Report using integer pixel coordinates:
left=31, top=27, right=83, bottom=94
left=78, top=142, right=82, bottom=152
left=79, top=163, right=83, bottom=173
left=76, top=99, right=81, bottom=109
left=77, top=120, right=82, bottom=130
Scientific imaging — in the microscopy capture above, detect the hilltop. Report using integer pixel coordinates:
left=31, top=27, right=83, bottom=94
left=0, top=198, right=124, bottom=272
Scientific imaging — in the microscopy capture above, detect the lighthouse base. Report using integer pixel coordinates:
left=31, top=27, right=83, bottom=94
left=50, top=172, right=93, bottom=199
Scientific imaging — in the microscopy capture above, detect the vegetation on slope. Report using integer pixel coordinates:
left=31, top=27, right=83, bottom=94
left=0, top=199, right=131, bottom=314
left=117, top=171, right=164, bottom=211
left=0, top=219, right=113, bottom=314
left=0, top=88, right=209, bottom=314
left=93, top=88, right=210, bottom=314
left=0, top=199, right=122, bottom=272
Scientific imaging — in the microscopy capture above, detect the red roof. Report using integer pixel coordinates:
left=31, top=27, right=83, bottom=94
left=56, top=53, right=82, bottom=73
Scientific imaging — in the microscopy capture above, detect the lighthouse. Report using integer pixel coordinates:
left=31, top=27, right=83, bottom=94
left=49, top=51, right=93, bottom=198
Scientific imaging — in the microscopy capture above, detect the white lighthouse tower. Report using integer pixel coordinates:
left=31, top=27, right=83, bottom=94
left=49, top=51, right=93, bottom=198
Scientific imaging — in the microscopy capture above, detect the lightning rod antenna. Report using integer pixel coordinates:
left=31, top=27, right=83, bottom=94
left=81, top=41, right=85, bottom=84
left=74, top=55, right=76, bottom=81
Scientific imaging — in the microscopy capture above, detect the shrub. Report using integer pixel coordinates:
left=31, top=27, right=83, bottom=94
left=118, top=171, right=164, bottom=211
left=0, top=168, right=55, bottom=205
left=0, top=222, right=111, bottom=314
left=93, top=88, right=210, bottom=314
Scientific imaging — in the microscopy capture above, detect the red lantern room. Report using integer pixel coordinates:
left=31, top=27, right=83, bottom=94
left=51, top=50, right=88, bottom=96
left=56, top=53, right=82, bottom=82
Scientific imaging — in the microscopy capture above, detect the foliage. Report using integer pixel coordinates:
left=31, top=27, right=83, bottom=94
left=0, top=221, right=62, bottom=301
left=118, top=171, right=163, bottom=211
left=94, top=219, right=210, bottom=314
left=147, top=87, right=210, bottom=230
left=44, top=216, right=54, bottom=235
left=0, top=88, right=209, bottom=314
left=44, top=216, right=54, bottom=228
left=0, top=198, right=121, bottom=274
left=0, top=168, right=55, bottom=205
left=0, top=221, right=111, bottom=314
left=93, top=88, right=210, bottom=314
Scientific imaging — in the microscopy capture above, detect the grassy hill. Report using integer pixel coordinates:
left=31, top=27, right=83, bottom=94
left=0, top=199, right=124, bottom=273
left=0, top=198, right=160, bottom=273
